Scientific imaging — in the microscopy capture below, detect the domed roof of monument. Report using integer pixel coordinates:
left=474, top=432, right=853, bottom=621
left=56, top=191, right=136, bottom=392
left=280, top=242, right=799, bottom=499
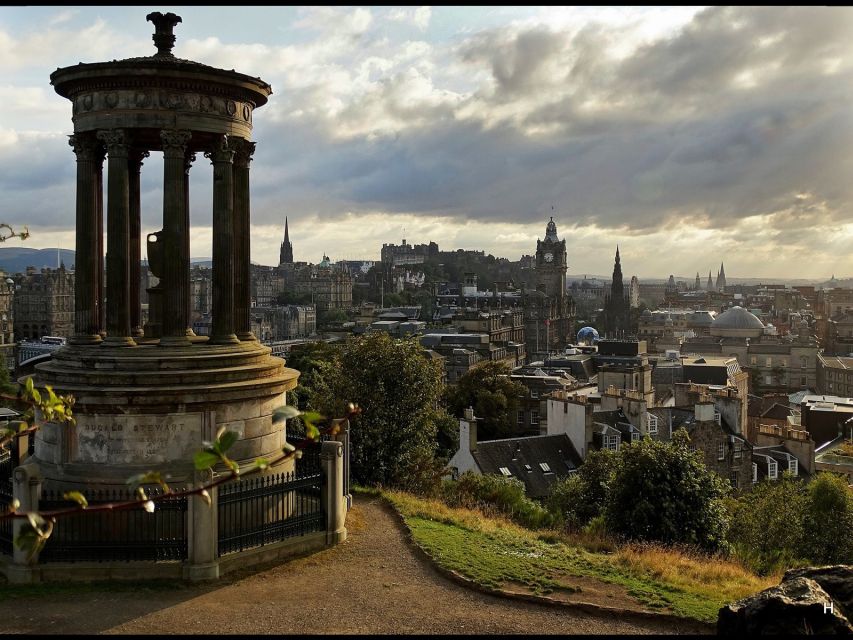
left=51, top=12, right=271, bottom=107
left=712, top=306, right=764, bottom=331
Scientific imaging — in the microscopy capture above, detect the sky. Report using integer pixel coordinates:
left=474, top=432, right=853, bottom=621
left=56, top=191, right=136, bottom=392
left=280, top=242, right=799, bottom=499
left=0, top=6, right=851, bottom=279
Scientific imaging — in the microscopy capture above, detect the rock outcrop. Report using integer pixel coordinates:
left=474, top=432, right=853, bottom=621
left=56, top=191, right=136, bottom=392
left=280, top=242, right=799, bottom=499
left=718, top=565, right=853, bottom=635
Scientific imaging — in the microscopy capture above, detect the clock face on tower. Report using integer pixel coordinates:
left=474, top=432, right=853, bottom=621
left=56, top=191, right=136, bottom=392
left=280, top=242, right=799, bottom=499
left=544, top=252, right=554, bottom=263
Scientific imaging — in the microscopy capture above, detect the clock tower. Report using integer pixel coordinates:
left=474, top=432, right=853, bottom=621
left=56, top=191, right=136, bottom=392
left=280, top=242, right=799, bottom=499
left=523, top=216, right=575, bottom=361
left=535, top=217, right=567, bottom=297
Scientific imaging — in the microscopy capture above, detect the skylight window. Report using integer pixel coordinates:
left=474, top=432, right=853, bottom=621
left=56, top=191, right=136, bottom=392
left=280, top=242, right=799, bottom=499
left=539, top=462, right=551, bottom=472
left=499, top=467, right=512, bottom=476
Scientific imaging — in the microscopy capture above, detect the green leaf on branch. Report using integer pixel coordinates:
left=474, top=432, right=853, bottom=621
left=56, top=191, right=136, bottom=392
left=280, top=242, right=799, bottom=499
left=194, top=450, right=220, bottom=470
left=272, top=405, right=301, bottom=423
left=62, top=491, right=88, bottom=508
left=218, top=430, right=238, bottom=453
left=301, top=411, right=324, bottom=441
left=126, top=471, right=170, bottom=492
left=254, top=457, right=270, bottom=470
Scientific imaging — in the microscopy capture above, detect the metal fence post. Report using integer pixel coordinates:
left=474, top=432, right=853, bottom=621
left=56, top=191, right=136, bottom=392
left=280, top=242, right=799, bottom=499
left=320, top=440, right=346, bottom=545
left=185, top=467, right=219, bottom=581
left=7, top=463, right=41, bottom=583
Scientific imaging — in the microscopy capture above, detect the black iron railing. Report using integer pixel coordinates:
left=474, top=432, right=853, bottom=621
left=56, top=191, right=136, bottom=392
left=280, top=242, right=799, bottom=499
left=0, top=451, right=12, bottom=556
left=38, top=488, right=188, bottom=563
left=217, top=469, right=324, bottom=556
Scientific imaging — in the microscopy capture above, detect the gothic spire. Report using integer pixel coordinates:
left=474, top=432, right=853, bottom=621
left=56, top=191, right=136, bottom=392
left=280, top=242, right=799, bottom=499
left=279, top=216, right=294, bottom=264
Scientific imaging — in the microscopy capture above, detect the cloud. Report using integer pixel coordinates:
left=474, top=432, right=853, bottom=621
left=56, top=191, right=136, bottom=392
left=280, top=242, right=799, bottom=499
left=1, top=6, right=852, bottom=278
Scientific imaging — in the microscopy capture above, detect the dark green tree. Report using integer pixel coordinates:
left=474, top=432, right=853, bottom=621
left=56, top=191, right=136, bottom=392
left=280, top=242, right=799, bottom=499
left=604, top=430, right=730, bottom=551
left=801, top=472, right=853, bottom=565
left=275, top=290, right=313, bottom=305
left=726, top=472, right=809, bottom=574
left=547, top=449, right=620, bottom=529
left=310, top=332, right=450, bottom=488
left=444, top=361, right=526, bottom=440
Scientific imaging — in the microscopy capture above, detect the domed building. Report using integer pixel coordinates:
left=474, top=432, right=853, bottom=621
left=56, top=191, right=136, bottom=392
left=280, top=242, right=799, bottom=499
left=710, top=306, right=764, bottom=338
left=576, top=326, right=600, bottom=345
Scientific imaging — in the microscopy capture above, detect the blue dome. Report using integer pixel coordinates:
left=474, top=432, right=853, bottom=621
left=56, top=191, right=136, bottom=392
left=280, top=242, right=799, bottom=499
left=576, top=326, right=600, bottom=344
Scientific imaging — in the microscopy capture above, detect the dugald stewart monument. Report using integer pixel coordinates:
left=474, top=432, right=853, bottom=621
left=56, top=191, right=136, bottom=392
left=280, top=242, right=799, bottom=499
left=5, top=12, right=347, bottom=583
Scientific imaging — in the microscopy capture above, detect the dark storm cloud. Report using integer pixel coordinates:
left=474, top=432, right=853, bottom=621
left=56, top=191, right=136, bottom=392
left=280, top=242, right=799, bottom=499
left=245, top=5, right=852, bottom=234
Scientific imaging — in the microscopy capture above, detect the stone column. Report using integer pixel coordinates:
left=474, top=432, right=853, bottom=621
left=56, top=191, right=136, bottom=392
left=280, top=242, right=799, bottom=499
left=96, top=145, right=106, bottom=337
left=68, top=133, right=102, bottom=344
left=159, top=129, right=192, bottom=345
left=320, top=440, right=347, bottom=545
left=184, top=151, right=197, bottom=337
left=232, top=138, right=256, bottom=341
left=97, top=129, right=135, bottom=346
left=128, top=148, right=149, bottom=338
left=206, top=136, right=239, bottom=344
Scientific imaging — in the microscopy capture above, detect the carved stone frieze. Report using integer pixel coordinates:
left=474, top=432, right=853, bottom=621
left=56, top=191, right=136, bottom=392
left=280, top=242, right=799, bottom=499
left=73, top=89, right=254, bottom=122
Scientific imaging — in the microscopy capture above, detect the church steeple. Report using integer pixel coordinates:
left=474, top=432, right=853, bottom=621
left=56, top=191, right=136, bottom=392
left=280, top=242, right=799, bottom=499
left=716, top=261, right=726, bottom=292
left=279, top=216, right=293, bottom=265
left=611, top=246, right=623, bottom=299
left=695, top=272, right=701, bottom=290
left=707, top=270, right=714, bottom=292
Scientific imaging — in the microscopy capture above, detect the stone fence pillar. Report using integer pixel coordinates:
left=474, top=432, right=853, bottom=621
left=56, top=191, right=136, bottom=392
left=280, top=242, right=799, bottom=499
left=185, top=468, right=219, bottom=581
left=7, top=463, right=42, bottom=583
left=335, top=421, right=352, bottom=511
left=320, top=440, right=346, bottom=545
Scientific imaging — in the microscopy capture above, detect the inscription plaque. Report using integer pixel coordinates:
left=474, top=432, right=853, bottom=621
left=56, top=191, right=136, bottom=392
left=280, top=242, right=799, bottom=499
left=75, top=413, right=203, bottom=465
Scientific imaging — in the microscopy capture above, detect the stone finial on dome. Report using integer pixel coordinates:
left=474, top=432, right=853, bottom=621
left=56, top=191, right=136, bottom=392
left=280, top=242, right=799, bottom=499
left=146, top=11, right=182, bottom=57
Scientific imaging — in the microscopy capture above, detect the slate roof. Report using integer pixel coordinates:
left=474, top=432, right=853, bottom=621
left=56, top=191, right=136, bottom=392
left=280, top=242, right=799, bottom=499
left=472, top=434, right=582, bottom=499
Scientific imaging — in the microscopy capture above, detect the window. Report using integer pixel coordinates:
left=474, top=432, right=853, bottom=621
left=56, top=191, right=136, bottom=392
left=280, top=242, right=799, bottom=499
left=539, top=462, right=552, bottom=473
left=605, top=434, right=619, bottom=451
left=647, top=414, right=658, bottom=434
left=530, top=390, right=539, bottom=399
left=524, top=464, right=532, bottom=473
left=530, top=411, right=539, bottom=425
left=631, top=431, right=640, bottom=442
left=689, top=444, right=697, bottom=453
left=517, top=410, right=524, bottom=425
left=717, top=441, right=725, bottom=460
left=563, top=403, right=568, bottom=414
left=713, top=410, right=721, bottom=425
left=768, top=460, right=778, bottom=480
left=801, top=377, right=807, bottom=386
left=765, top=375, right=772, bottom=385
left=752, top=463, right=758, bottom=483
left=750, top=356, right=757, bottom=365
left=499, top=467, right=512, bottom=477
left=766, top=357, right=772, bottom=367
left=734, top=442, right=742, bottom=459
left=788, top=457, right=798, bottom=476
left=729, top=471, right=739, bottom=490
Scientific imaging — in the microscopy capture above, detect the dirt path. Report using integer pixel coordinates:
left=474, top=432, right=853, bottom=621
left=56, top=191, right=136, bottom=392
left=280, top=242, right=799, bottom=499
left=0, top=495, right=710, bottom=634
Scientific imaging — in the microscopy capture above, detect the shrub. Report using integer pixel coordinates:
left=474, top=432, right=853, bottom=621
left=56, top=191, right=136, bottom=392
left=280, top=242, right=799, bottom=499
left=546, top=449, right=620, bottom=529
left=603, top=430, right=730, bottom=552
left=444, top=472, right=555, bottom=530
left=726, top=473, right=809, bottom=575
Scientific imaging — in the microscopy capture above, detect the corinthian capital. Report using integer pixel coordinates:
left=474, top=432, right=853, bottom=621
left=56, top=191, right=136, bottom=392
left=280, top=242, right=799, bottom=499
left=231, top=138, right=256, bottom=168
left=128, top=148, right=150, bottom=171
left=160, top=129, right=192, bottom=158
left=68, top=133, right=99, bottom=162
left=96, top=129, right=129, bottom=157
left=204, top=135, right=236, bottom=164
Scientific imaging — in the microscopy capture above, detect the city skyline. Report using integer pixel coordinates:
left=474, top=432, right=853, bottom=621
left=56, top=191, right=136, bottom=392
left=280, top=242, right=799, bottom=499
left=1, top=6, right=851, bottom=278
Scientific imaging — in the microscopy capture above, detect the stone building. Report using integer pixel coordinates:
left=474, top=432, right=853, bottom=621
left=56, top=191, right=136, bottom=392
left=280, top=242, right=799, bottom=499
left=817, top=354, right=853, bottom=397
left=0, top=271, right=15, bottom=371
left=523, top=217, right=576, bottom=360
left=250, top=304, right=317, bottom=342
left=13, top=265, right=74, bottom=340
left=251, top=264, right=285, bottom=307
left=291, top=256, right=353, bottom=311
left=190, top=264, right=212, bottom=320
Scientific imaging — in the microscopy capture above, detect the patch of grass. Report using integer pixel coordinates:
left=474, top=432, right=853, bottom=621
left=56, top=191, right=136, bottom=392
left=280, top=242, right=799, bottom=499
left=384, top=489, right=773, bottom=624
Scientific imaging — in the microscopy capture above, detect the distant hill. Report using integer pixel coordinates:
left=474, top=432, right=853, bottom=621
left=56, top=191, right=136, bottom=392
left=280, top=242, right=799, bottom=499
left=0, top=247, right=75, bottom=274
left=0, top=248, right=217, bottom=275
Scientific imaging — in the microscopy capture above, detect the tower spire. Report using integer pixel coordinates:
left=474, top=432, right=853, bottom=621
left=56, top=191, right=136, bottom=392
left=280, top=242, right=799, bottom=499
left=279, top=216, right=293, bottom=265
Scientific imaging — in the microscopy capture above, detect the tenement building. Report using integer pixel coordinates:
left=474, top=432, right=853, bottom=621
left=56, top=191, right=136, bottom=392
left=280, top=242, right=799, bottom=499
left=13, top=265, right=74, bottom=340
